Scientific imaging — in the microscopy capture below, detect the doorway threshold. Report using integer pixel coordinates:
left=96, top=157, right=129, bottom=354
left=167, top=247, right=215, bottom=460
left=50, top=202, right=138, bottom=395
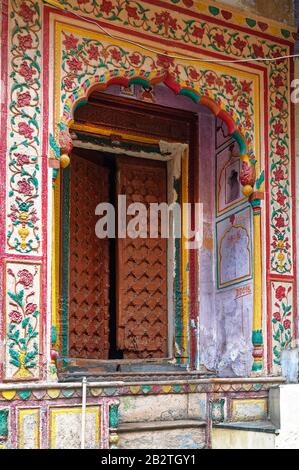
left=57, top=359, right=215, bottom=383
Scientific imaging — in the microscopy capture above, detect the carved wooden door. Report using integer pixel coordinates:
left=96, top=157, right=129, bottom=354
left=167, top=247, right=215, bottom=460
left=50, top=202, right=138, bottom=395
left=116, top=157, right=168, bottom=359
left=68, top=153, right=110, bottom=359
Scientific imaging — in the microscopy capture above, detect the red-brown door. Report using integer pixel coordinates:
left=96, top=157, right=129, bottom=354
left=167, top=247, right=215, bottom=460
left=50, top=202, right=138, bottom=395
left=68, top=153, right=110, bottom=359
left=116, top=157, right=168, bottom=359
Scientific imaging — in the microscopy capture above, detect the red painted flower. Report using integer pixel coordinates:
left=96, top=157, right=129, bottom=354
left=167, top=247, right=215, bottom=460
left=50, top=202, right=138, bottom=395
left=17, top=91, right=31, bottom=107
left=224, top=79, right=234, bottom=94
left=276, top=144, right=286, bottom=158
left=233, top=37, right=246, bottom=52
left=110, top=48, right=122, bottom=63
left=283, top=319, right=291, bottom=330
left=18, top=269, right=34, bottom=288
left=18, top=122, right=34, bottom=139
left=182, top=0, right=194, bottom=6
left=192, top=26, right=204, bottom=39
left=189, top=68, right=199, bottom=81
left=240, top=80, right=252, bottom=94
left=19, top=61, right=36, bottom=81
left=273, top=167, right=284, bottom=182
left=273, top=75, right=284, bottom=89
left=78, top=0, right=89, bottom=3
left=129, top=53, right=141, bottom=66
left=19, top=2, right=36, bottom=23
left=18, top=34, right=33, bottom=51
left=276, top=190, right=287, bottom=206
left=9, top=310, right=22, bottom=324
left=275, top=215, right=285, bottom=229
left=25, top=303, right=37, bottom=315
left=31, top=216, right=38, bottom=225
left=273, top=311, right=281, bottom=322
left=252, top=44, right=265, bottom=58
left=238, top=98, right=249, bottom=110
left=63, top=77, right=74, bottom=90
left=15, top=153, right=30, bottom=166
left=154, top=11, right=178, bottom=31
left=88, top=45, right=99, bottom=61
left=213, top=33, right=225, bottom=48
left=67, top=57, right=82, bottom=72
left=17, top=178, right=33, bottom=196
left=245, top=117, right=252, bottom=129
left=63, top=34, right=79, bottom=51
left=273, top=122, right=284, bottom=134
left=272, top=50, right=284, bottom=65
left=275, top=286, right=286, bottom=301
left=125, top=5, right=140, bottom=20
left=156, top=54, right=174, bottom=69
left=275, top=97, right=284, bottom=112
left=206, top=72, right=216, bottom=86
left=100, top=0, right=113, bottom=15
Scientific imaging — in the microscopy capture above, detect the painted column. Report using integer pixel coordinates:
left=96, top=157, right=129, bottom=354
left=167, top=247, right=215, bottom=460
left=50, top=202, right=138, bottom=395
left=109, top=402, right=120, bottom=449
left=251, top=194, right=263, bottom=372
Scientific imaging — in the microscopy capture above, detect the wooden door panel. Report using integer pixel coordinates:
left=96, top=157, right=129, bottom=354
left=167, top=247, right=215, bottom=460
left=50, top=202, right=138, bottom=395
left=68, top=153, right=110, bottom=359
left=116, top=157, right=168, bottom=359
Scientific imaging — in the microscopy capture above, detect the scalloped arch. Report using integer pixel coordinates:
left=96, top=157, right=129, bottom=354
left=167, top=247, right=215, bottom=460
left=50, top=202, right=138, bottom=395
left=62, top=70, right=248, bottom=156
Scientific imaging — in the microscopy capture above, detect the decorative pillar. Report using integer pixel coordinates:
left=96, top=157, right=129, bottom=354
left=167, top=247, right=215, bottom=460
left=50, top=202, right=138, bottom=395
left=250, top=194, right=264, bottom=372
left=109, top=402, right=120, bottom=449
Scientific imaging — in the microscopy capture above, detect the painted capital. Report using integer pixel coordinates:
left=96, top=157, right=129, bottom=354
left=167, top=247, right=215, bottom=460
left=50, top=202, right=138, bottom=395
left=240, top=155, right=256, bottom=197
left=109, top=403, right=120, bottom=429
left=252, top=330, right=263, bottom=372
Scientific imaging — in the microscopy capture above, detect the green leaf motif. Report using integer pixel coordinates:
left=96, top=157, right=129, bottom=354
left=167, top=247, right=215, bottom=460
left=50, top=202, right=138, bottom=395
left=8, top=290, right=24, bottom=307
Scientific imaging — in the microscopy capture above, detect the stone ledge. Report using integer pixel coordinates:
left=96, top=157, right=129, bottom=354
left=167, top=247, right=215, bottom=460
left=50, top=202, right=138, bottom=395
left=214, top=421, right=279, bottom=434
left=118, top=419, right=206, bottom=433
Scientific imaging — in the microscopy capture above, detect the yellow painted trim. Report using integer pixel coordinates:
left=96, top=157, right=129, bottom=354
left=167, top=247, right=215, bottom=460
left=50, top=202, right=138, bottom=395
left=50, top=406, right=100, bottom=448
left=52, top=173, right=61, bottom=349
left=2, top=391, right=16, bottom=400
left=70, top=123, right=162, bottom=145
left=253, top=211, right=262, bottom=333
left=18, top=408, right=40, bottom=449
left=232, top=398, right=267, bottom=419
left=181, top=147, right=189, bottom=363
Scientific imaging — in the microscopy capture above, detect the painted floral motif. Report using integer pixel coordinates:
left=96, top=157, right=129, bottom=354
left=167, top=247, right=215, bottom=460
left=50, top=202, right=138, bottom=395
left=269, top=58, right=292, bottom=274
left=272, top=283, right=293, bottom=368
left=58, top=0, right=293, bottom=278
left=7, top=0, right=41, bottom=254
left=6, top=264, right=40, bottom=380
left=60, top=32, right=255, bottom=150
left=53, top=1, right=295, bottom=374
left=7, top=153, right=40, bottom=253
left=58, top=1, right=290, bottom=43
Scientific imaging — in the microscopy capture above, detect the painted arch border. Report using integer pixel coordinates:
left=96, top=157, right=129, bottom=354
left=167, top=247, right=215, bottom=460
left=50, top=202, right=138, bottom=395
left=49, top=14, right=265, bottom=372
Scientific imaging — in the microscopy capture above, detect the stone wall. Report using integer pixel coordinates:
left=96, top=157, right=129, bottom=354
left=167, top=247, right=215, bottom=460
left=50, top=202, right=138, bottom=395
left=216, top=0, right=295, bottom=25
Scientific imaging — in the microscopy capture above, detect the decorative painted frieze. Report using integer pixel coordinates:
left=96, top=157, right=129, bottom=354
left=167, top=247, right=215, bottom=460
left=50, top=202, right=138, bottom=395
left=52, top=0, right=294, bottom=278
left=58, top=27, right=255, bottom=147
left=4, top=262, right=41, bottom=381
left=50, top=0, right=296, bottom=41
left=6, top=0, right=42, bottom=254
left=271, top=281, right=294, bottom=373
